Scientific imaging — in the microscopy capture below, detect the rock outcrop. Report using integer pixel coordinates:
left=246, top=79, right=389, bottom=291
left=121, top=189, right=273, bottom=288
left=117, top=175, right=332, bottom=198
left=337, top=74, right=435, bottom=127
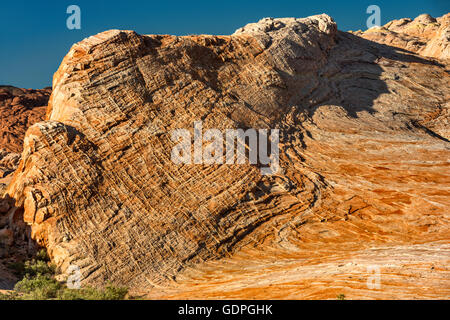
left=5, top=13, right=450, bottom=298
left=0, top=87, right=49, bottom=288
left=354, top=13, right=450, bottom=61
left=0, top=86, right=50, bottom=154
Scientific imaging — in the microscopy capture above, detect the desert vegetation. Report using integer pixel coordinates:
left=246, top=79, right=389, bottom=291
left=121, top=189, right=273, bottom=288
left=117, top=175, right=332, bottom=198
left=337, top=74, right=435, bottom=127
left=0, top=249, right=129, bottom=300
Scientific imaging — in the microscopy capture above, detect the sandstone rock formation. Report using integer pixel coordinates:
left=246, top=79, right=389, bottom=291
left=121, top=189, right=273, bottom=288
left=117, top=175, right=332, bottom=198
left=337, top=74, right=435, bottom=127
left=4, top=13, right=450, bottom=298
left=0, top=86, right=50, bottom=154
left=354, top=13, right=450, bottom=61
left=0, top=87, right=49, bottom=289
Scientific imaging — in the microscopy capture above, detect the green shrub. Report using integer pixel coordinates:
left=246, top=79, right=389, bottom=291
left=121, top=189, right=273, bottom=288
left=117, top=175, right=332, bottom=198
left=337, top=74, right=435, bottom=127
left=7, top=261, right=25, bottom=276
left=7, top=250, right=54, bottom=278
left=23, top=259, right=56, bottom=277
left=1, top=248, right=129, bottom=300
left=0, top=291, right=19, bottom=300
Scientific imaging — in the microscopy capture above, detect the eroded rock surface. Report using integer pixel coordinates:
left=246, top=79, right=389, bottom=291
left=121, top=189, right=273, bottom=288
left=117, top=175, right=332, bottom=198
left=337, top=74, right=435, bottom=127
left=6, top=13, right=450, bottom=298
left=0, top=86, right=50, bottom=154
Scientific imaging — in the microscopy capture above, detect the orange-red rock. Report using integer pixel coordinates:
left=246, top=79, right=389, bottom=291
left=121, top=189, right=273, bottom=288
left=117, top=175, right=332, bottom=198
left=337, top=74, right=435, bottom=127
left=354, top=13, right=450, bottom=61
left=5, top=13, right=450, bottom=299
left=0, top=86, right=50, bottom=154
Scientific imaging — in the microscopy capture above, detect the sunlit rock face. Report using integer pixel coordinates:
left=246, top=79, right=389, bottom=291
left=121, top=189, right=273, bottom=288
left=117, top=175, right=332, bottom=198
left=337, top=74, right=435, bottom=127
left=6, top=13, right=450, bottom=298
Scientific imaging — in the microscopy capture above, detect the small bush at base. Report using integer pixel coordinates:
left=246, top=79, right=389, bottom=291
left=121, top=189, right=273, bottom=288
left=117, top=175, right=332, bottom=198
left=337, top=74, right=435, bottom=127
left=14, top=274, right=62, bottom=300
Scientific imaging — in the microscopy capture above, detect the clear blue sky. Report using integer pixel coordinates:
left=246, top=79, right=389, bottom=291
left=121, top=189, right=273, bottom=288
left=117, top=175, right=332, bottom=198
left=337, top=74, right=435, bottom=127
left=0, top=0, right=448, bottom=89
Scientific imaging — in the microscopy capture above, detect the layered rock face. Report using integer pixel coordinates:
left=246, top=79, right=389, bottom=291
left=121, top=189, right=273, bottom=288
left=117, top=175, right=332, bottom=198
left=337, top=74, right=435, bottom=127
left=0, top=86, right=50, bottom=154
left=6, top=13, right=450, bottom=298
